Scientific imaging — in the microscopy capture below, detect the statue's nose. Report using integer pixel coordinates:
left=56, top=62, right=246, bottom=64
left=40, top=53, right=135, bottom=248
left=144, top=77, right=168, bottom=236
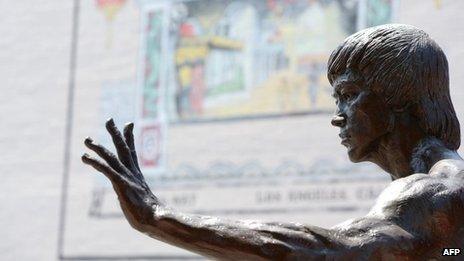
left=331, top=115, right=346, bottom=127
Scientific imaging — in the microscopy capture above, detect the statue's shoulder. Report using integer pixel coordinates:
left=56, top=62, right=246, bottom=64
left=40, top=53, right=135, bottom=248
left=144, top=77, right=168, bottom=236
left=368, top=160, right=464, bottom=220
left=379, top=158, right=464, bottom=200
left=356, top=162, right=464, bottom=253
left=428, top=158, right=464, bottom=179
left=332, top=162, right=464, bottom=257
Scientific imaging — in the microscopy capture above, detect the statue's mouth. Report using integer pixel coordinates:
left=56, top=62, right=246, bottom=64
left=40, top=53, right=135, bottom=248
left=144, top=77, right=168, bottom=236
left=339, top=132, right=351, bottom=146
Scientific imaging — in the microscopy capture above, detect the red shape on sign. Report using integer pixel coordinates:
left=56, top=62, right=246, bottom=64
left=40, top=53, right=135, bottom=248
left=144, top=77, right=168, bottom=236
left=139, top=124, right=161, bottom=168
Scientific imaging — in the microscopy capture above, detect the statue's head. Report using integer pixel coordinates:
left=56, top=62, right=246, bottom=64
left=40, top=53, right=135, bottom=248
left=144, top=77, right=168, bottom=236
left=327, top=24, right=460, bottom=163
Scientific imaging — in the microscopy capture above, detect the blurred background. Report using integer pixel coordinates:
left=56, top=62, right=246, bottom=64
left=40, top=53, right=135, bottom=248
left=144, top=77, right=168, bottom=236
left=2, top=0, right=464, bottom=260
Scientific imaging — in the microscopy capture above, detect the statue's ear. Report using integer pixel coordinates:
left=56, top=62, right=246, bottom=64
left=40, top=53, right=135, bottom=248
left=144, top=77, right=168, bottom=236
left=387, top=103, right=413, bottom=133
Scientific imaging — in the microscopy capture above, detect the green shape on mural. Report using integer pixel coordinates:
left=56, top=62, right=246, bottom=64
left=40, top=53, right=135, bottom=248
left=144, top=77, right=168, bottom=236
left=143, top=12, right=163, bottom=118
left=207, top=69, right=244, bottom=97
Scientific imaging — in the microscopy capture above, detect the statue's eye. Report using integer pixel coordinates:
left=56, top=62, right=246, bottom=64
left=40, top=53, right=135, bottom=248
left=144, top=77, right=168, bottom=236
left=342, top=92, right=356, bottom=101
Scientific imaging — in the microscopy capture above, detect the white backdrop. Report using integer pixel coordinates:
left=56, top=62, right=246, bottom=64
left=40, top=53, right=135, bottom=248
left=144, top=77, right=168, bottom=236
left=2, top=0, right=464, bottom=260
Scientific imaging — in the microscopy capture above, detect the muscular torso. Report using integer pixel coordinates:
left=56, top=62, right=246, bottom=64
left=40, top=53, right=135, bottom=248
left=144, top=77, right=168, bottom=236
left=333, top=159, right=464, bottom=260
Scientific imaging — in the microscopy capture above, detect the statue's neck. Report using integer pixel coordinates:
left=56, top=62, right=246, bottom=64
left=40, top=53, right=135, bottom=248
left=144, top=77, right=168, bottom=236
left=373, top=136, right=460, bottom=180
left=410, top=137, right=461, bottom=175
left=369, top=132, right=461, bottom=180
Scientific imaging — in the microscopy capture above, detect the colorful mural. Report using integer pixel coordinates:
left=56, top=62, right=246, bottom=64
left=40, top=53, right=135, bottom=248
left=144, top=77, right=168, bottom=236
left=141, top=0, right=394, bottom=121
left=137, top=8, right=168, bottom=174
left=142, top=11, right=163, bottom=119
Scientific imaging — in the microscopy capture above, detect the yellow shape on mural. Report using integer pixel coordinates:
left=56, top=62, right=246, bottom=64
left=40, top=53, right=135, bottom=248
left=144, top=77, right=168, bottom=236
left=95, top=0, right=127, bottom=48
left=96, top=0, right=126, bottom=21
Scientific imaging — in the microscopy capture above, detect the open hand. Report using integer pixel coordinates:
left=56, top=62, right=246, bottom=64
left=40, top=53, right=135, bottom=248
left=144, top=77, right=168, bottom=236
left=82, top=119, right=159, bottom=218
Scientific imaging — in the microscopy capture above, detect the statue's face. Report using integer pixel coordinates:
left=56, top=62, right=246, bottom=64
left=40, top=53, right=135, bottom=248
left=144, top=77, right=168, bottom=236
left=331, top=72, right=392, bottom=162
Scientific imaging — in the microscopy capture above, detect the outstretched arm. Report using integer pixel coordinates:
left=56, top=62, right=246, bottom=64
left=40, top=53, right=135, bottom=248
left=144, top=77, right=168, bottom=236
left=83, top=119, right=424, bottom=260
left=82, top=119, right=354, bottom=259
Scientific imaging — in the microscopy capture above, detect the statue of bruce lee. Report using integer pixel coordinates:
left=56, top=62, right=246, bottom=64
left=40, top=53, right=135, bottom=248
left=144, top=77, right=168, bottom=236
left=82, top=24, right=464, bottom=260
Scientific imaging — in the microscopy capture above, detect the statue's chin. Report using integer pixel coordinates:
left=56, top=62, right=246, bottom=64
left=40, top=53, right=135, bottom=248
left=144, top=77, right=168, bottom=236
left=347, top=146, right=363, bottom=163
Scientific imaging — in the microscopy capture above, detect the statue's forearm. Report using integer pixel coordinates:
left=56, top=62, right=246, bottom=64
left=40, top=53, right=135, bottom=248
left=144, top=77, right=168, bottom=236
left=124, top=198, right=342, bottom=260
left=113, top=185, right=421, bottom=260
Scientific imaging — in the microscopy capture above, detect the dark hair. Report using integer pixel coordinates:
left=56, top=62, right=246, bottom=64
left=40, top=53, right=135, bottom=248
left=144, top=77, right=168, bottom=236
left=327, top=24, right=460, bottom=150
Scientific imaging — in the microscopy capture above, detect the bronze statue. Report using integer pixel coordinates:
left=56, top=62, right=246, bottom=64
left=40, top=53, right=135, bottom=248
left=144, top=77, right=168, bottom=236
left=82, top=24, right=464, bottom=259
